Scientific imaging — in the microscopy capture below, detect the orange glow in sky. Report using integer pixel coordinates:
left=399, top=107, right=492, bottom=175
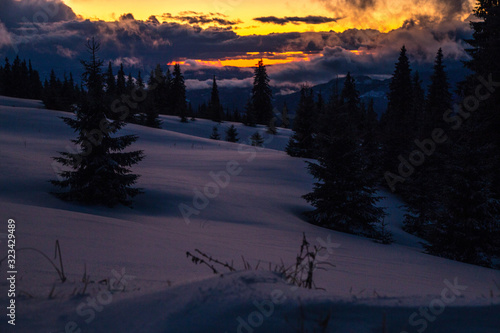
left=168, top=52, right=317, bottom=68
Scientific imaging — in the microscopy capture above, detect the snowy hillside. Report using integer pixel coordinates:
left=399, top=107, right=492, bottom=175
left=0, top=97, right=499, bottom=333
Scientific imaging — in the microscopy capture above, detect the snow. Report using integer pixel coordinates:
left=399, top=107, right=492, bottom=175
left=0, top=96, right=498, bottom=332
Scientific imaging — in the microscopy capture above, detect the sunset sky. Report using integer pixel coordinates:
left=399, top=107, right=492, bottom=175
left=0, top=0, right=477, bottom=89
left=63, top=0, right=474, bottom=35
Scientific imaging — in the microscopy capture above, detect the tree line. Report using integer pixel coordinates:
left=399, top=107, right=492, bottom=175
left=9, top=55, right=275, bottom=132
left=286, top=0, right=500, bottom=267
left=0, top=56, right=43, bottom=100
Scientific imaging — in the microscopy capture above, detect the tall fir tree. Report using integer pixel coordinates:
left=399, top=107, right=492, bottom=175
left=425, top=49, right=452, bottom=130
left=250, top=131, right=264, bottom=147
left=116, top=63, right=126, bottom=97
left=165, top=67, right=173, bottom=115
left=303, top=78, right=386, bottom=238
left=381, top=46, right=415, bottom=171
left=105, top=62, right=116, bottom=97
left=251, top=59, right=273, bottom=125
left=42, top=69, right=61, bottom=110
left=2, top=58, right=12, bottom=96
left=28, top=60, right=43, bottom=99
left=210, top=126, right=221, bottom=140
left=126, top=72, right=135, bottom=93
left=286, top=85, right=317, bottom=158
left=171, top=64, right=188, bottom=122
left=360, top=99, right=382, bottom=186
left=209, top=75, right=223, bottom=122
left=145, top=66, right=165, bottom=127
left=340, top=72, right=364, bottom=136
left=11, top=56, right=22, bottom=97
left=51, top=38, right=144, bottom=207
left=225, top=125, right=239, bottom=142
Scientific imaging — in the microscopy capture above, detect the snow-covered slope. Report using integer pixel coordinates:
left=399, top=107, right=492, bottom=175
left=0, top=97, right=498, bottom=332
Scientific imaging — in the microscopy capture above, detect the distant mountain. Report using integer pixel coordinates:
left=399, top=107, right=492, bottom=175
left=186, top=87, right=252, bottom=113
left=186, top=75, right=390, bottom=119
left=273, top=75, right=390, bottom=118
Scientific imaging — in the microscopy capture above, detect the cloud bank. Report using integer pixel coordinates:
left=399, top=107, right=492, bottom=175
left=254, top=16, right=342, bottom=25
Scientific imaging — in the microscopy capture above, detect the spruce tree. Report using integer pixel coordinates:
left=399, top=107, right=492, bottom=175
left=11, top=56, right=22, bottom=97
left=145, top=65, right=166, bottom=126
left=17, top=59, right=29, bottom=98
left=60, top=73, right=73, bottom=111
left=286, top=85, right=316, bottom=158
left=116, top=63, right=126, bottom=96
left=139, top=70, right=161, bottom=128
left=381, top=46, right=415, bottom=170
left=126, top=72, right=135, bottom=94
left=210, top=126, right=221, bottom=140
left=105, top=62, right=116, bottom=97
left=28, top=60, right=43, bottom=99
left=51, top=38, right=144, bottom=207
left=362, top=98, right=382, bottom=177
left=340, top=72, right=364, bottom=136
left=251, top=60, right=273, bottom=125
left=171, top=64, right=188, bottom=122
left=250, top=131, right=264, bottom=147
left=303, top=84, right=386, bottom=237
left=68, top=72, right=77, bottom=105
left=2, top=58, right=12, bottom=96
left=425, top=49, right=452, bottom=129
left=42, top=70, right=61, bottom=110
left=165, top=67, right=173, bottom=115
left=225, top=125, right=239, bottom=142
left=209, top=75, right=223, bottom=122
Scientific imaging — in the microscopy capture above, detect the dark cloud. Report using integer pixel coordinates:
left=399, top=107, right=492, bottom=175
left=435, top=0, right=473, bottom=16
left=162, top=13, right=242, bottom=26
left=147, top=15, right=160, bottom=25
left=0, top=0, right=76, bottom=29
left=265, top=18, right=472, bottom=87
left=119, top=13, right=135, bottom=21
left=351, top=0, right=377, bottom=10
left=253, top=15, right=342, bottom=25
